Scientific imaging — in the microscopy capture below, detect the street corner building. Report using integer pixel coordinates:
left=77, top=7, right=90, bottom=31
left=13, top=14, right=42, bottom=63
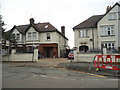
left=73, top=3, right=120, bottom=53
left=9, top=18, right=69, bottom=58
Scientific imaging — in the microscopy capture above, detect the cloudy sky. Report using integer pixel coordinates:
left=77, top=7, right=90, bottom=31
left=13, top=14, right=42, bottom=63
left=1, top=0, right=120, bottom=48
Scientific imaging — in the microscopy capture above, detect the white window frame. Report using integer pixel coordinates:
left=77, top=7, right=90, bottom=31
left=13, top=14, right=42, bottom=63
left=79, top=30, right=87, bottom=38
left=108, top=12, right=117, bottom=20
left=33, top=32, right=36, bottom=40
left=46, top=33, right=50, bottom=40
left=13, top=33, right=20, bottom=41
left=27, top=32, right=37, bottom=41
left=118, top=12, right=120, bottom=20
left=101, top=42, right=115, bottom=49
left=100, top=25, right=114, bottom=36
left=28, top=32, right=31, bottom=40
left=16, top=33, right=20, bottom=41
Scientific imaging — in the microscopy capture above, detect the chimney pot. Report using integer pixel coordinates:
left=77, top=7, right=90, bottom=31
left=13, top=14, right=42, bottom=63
left=30, top=18, right=35, bottom=24
left=61, top=26, right=65, bottom=36
left=106, top=6, right=111, bottom=13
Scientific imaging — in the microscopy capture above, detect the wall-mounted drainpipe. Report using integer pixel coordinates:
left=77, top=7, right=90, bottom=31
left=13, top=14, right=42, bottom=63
left=92, top=28, right=94, bottom=49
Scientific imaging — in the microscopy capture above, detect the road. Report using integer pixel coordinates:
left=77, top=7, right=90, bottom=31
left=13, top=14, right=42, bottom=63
left=2, top=63, right=119, bottom=88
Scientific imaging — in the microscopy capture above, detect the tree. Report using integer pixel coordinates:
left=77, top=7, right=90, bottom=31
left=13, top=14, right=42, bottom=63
left=0, top=15, right=17, bottom=57
left=0, top=15, right=17, bottom=48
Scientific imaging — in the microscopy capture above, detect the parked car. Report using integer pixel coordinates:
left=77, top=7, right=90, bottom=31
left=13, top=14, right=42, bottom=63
left=68, top=51, right=74, bottom=59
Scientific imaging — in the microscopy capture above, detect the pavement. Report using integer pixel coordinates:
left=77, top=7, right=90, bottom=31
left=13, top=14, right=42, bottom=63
left=2, top=58, right=120, bottom=77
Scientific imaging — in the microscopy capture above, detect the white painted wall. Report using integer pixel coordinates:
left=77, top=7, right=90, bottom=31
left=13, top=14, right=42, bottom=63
left=2, top=49, right=38, bottom=62
left=118, top=5, right=120, bottom=48
left=39, top=32, right=68, bottom=57
left=26, top=27, right=39, bottom=42
left=74, top=28, right=98, bottom=52
left=98, top=5, right=119, bottom=50
left=12, top=26, right=68, bottom=57
left=12, top=28, right=22, bottom=42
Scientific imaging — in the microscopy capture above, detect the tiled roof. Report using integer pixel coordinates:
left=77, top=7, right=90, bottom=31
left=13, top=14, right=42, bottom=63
left=73, top=15, right=104, bottom=30
left=16, top=25, right=29, bottom=33
left=11, top=22, right=68, bottom=40
left=34, top=22, right=57, bottom=32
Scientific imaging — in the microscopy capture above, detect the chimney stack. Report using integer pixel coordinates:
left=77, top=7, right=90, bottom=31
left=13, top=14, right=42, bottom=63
left=106, top=6, right=111, bottom=13
left=30, top=18, right=35, bottom=24
left=61, top=26, right=65, bottom=36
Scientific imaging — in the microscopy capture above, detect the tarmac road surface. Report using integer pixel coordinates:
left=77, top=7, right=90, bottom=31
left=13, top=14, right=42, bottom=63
left=2, top=63, right=119, bottom=88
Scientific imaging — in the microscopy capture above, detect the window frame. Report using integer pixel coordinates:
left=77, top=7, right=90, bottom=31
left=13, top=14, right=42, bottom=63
left=118, top=12, right=120, bottom=20
left=79, top=30, right=87, bottom=38
left=28, top=32, right=31, bottom=40
left=101, top=42, right=115, bottom=49
left=33, top=32, right=36, bottom=40
left=108, top=12, right=117, bottom=20
left=100, top=25, right=114, bottom=36
left=16, top=33, right=20, bottom=41
left=46, top=33, right=51, bottom=40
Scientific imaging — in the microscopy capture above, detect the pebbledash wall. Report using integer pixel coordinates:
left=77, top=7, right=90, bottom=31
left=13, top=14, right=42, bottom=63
left=2, top=48, right=38, bottom=62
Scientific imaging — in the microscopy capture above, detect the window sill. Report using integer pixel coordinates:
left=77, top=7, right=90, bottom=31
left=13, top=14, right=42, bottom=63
left=46, top=39, right=51, bottom=41
left=108, top=19, right=117, bottom=20
left=79, top=36, right=89, bottom=38
left=100, top=35, right=115, bottom=37
left=26, top=40, right=39, bottom=42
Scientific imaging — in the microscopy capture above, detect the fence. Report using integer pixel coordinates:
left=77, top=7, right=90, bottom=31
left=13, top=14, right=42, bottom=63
left=2, top=48, right=38, bottom=62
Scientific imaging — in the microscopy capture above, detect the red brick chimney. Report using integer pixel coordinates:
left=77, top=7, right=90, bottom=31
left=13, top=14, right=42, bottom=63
left=61, top=26, right=65, bottom=36
left=30, top=18, right=35, bottom=24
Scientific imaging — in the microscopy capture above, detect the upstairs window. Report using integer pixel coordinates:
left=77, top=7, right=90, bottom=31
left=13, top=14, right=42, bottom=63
left=108, top=12, right=117, bottom=20
left=46, top=33, right=50, bottom=40
left=27, top=32, right=37, bottom=41
left=12, top=33, right=20, bottom=41
left=28, top=32, right=31, bottom=40
left=100, top=25, right=114, bottom=36
left=33, top=32, right=36, bottom=40
left=16, top=34, right=20, bottom=41
left=118, top=12, right=120, bottom=20
left=79, top=30, right=87, bottom=38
